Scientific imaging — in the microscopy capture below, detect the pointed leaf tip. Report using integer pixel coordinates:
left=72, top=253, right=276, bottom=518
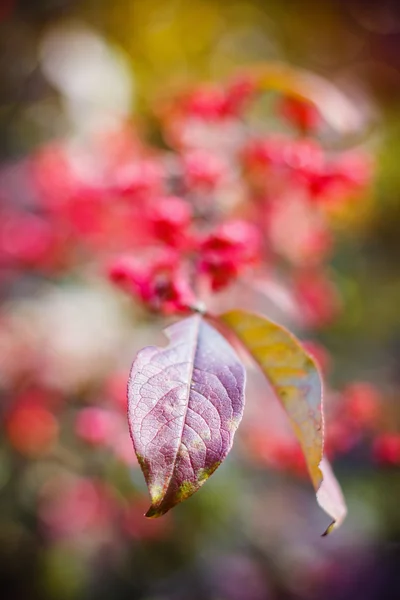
left=218, top=309, right=347, bottom=534
left=317, top=457, right=347, bottom=536
left=128, top=314, right=246, bottom=517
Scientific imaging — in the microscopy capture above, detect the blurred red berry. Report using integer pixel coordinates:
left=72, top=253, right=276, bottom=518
left=150, top=269, right=196, bottom=314
left=198, top=220, right=261, bottom=291
left=64, top=189, right=104, bottom=237
left=75, top=407, right=119, bottom=447
left=112, top=159, right=163, bottom=200
left=270, top=439, right=308, bottom=476
left=221, top=76, right=256, bottom=117
left=108, top=251, right=195, bottom=314
left=181, top=77, right=254, bottom=122
left=183, top=151, right=225, bottom=191
left=108, top=255, right=144, bottom=293
left=305, top=152, right=373, bottom=205
left=282, top=139, right=325, bottom=177
left=325, top=421, right=358, bottom=457
left=278, top=95, right=321, bottom=133
left=108, top=250, right=177, bottom=291
left=31, top=144, right=77, bottom=211
left=243, top=137, right=323, bottom=172
left=343, top=382, right=381, bottom=429
left=242, top=137, right=286, bottom=171
left=149, top=196, right=192, bottom=247
left=0, top=212, right=56, bottom=268
left=373, top=434, right=400, bottom=466
left=245, top=430, right=308, bottom=476
left=185, top=86, right=227, bottom=120
left=6, top=404, right=58, bottom=457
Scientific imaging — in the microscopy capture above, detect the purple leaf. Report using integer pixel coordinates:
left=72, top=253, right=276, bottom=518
left=128, top=314, right=246, bottom=518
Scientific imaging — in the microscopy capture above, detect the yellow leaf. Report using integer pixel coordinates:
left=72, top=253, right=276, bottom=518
left=219, top=309, right=347, bottom=535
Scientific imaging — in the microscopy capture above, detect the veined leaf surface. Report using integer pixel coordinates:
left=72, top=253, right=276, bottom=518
left=128, top=314, right=245, bottom=518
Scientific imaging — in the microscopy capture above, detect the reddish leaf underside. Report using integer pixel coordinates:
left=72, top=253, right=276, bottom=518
left=128, top=314, right=246, bottom=517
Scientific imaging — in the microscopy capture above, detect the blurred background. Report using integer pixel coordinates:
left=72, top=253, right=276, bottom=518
left=1, top=1, right=400, bottom=599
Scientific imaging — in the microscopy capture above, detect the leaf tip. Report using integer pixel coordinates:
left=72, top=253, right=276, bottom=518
left=145, top=504, right=166, bottom=519
left=321, top=520, right=336, bottom=537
